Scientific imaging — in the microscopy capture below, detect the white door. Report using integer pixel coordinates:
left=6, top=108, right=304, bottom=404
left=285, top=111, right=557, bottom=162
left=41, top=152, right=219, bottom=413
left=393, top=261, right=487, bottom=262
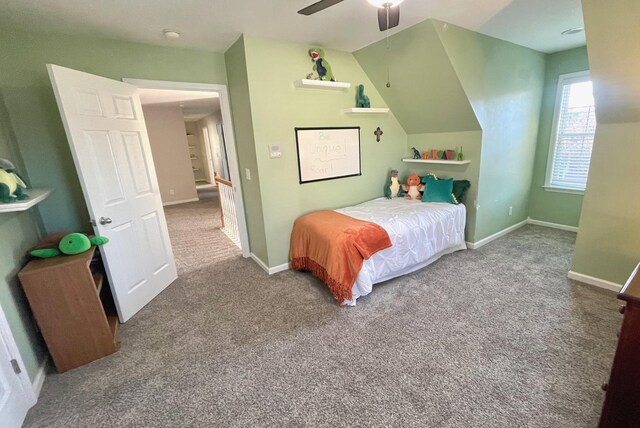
left=0, top=308, right=35, bottom=428
left=48, top=64, right=178, bottom=322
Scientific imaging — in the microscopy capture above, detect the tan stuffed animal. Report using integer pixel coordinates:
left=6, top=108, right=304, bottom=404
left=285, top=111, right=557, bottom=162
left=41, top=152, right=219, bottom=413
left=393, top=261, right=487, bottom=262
left=402, top=173, right=424, bottom=200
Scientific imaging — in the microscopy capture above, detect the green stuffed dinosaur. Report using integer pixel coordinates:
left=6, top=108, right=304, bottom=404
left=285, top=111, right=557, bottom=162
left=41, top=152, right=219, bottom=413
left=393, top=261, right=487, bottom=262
left=0, top=159, right=29, bottom=203
left=384, top=169, right=401, bottom=199
left=308, top=48, right=335, bottom=82
left=30, top=232, right=109, bottom=258
left=356, top=84, right=371, bottom=108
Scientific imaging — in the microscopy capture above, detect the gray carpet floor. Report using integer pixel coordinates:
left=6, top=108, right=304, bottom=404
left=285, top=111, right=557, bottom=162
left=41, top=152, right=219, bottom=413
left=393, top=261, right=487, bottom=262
left=23, top=206, right=620, bottom=427
left=164, top=196, right=240, bottom=276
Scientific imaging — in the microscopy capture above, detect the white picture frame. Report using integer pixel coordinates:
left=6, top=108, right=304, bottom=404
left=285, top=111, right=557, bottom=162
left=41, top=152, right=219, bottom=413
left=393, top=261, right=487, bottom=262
left=295, top=127, right=361, bottom=184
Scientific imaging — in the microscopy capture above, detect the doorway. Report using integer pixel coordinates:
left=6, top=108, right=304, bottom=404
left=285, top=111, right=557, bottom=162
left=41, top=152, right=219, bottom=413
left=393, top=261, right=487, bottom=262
left=125, top=79, right=249, bottom=258
left=49, top=66, right=250, bottom=322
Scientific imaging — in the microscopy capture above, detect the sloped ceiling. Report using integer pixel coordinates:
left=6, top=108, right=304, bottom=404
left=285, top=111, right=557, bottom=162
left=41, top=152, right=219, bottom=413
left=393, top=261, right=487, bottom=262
left=582, top=0, right=640, bottom=123
left=354, top=20, right=480, bottom=134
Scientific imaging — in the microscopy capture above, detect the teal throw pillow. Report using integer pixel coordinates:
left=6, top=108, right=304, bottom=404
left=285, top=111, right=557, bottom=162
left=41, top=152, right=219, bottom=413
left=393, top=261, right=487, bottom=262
left=452, top=180, right=470, bottom=202
left=421, top=176, right=458, bottom=204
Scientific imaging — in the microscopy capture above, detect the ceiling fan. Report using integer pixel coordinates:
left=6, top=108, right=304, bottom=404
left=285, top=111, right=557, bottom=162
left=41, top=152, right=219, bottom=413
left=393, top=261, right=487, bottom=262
left=298, top=0, right=403, bottom=31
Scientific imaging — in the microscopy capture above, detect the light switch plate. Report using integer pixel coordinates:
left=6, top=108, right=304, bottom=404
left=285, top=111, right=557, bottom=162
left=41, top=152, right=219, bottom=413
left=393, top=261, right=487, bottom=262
left=245, top=168, right=251, bottom=180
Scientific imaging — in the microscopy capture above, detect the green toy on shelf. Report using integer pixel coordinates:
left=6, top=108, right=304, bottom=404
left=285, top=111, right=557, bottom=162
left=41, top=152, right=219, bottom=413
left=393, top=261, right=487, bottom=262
left=356, top=84, right=371, bottom=108
left=30, top=232, right=109, bottom=258
left=308, top=48, right=335, bottom=82
left=0, top=158, right=29, bottom=203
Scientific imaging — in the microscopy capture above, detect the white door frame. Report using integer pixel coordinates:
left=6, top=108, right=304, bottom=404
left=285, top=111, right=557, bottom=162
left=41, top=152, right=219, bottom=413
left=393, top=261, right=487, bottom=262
left=0, top=304, right=37, bottom=408
left=123, top=78, right=250, bottom=258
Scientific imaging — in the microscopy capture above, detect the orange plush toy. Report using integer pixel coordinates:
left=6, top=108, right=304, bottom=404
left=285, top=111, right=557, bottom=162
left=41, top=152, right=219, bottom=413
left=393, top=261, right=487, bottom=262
left=402, top=173, right=424, bottom=200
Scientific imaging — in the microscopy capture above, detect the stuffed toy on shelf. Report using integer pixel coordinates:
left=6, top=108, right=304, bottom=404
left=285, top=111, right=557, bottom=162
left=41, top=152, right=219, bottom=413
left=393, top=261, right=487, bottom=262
left=30, top=232, right=109, bottom=258
left=308, top=48, right=335, bottom=81
left=356, top=84, right=371, bottom=108
left=0, top=158, right=29, bottom=203
left=402, top=173, right=424, bottom=200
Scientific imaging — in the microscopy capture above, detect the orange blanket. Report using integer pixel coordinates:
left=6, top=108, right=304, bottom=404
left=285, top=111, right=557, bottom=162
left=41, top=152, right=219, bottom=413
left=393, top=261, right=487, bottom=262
left=290, top=210, right=392, bottom=304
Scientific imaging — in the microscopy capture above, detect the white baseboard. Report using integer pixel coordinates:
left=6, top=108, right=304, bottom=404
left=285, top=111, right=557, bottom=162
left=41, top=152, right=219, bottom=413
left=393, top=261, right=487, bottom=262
left=269, top=263, right=290, bottom=274
left=466, top=217, right=580, bottom=249
left=162, top=197, right=199, bottom=207
left=466, top=219, right=528, bottom=250
left=250, top=253, right=290, bottom=275
left=567, top=270, right=623, bottom=292
left=31, top=358, right=48, bottom=399
left=527, top=218, right=578, bottom=232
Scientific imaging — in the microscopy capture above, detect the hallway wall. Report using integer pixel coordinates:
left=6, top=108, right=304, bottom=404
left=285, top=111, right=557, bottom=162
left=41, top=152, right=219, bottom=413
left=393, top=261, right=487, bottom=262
left=143, top=105, right=198, bottom=205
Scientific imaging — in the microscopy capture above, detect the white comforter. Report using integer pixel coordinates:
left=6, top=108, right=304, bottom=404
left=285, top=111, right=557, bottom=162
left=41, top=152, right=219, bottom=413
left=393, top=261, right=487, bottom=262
left=335, top=197, right=466, bottom=305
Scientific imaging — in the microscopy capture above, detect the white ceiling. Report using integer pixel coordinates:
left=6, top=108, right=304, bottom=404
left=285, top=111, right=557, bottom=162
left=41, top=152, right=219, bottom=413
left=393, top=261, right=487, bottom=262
left=139, top=88, right=220, bottom=122
left=0, top=0, right=585, bottom=54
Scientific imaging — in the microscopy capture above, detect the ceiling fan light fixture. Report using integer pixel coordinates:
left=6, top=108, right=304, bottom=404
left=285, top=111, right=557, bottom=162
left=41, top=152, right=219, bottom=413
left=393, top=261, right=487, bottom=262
left=367, top=0, right=404, bottom=8
left=163, top=30, right=181, bottom=40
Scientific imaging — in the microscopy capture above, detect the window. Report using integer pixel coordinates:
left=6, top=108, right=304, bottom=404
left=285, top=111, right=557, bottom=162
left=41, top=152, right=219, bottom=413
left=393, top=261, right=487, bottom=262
left=545, top=71, right=596, bottom=193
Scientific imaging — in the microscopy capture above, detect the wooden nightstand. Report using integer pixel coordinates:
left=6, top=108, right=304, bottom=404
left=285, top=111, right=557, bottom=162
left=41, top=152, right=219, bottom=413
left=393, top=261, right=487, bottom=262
left=18, top=247, right=119, bottom=372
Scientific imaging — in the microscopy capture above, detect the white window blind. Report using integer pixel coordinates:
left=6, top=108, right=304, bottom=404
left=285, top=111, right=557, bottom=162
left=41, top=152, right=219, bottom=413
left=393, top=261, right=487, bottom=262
left=546, top=72, right=596, bottom=192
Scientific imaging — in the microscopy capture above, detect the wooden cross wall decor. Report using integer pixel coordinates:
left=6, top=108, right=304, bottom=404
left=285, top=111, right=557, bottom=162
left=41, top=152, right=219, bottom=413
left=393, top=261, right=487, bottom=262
left=374, top=127, right=383, bottom=142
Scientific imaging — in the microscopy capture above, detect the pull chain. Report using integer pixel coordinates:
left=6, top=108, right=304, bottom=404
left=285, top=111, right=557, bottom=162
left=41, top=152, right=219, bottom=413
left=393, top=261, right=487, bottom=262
left=386, top=5, right=391, bottom=88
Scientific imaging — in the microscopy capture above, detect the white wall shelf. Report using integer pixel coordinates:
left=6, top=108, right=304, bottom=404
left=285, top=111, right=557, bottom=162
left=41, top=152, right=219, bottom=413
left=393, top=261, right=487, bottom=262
left=402, top=159, right=471, bottom=165
left=294, top=79, right=351, bottom=90
left=343, top=108, right=389, bottom=114
left=0, top=188, right=53, bottom=213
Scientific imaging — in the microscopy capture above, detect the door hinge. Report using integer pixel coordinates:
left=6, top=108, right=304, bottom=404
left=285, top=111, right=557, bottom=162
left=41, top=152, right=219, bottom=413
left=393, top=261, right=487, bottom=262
left=10, top=359, right=21, bottom=374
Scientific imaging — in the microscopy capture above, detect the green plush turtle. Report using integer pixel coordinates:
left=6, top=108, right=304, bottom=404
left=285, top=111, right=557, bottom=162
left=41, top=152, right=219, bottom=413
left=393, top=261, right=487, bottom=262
left=0, top=159, right=29, bottom=203
left=30, top=232, right=109, bottom=258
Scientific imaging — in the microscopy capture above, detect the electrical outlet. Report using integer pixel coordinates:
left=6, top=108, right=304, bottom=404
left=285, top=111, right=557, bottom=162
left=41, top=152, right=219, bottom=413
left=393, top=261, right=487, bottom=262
left=508, top=206, right=513, bottom=216
left=169, top=189, right=175, bottom=195
left=245, top=168, right=251, bottom=180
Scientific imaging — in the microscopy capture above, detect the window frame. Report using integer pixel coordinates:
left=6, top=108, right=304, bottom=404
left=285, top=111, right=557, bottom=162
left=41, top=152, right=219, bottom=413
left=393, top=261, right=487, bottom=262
left=544, top=70, right=594, bottom=194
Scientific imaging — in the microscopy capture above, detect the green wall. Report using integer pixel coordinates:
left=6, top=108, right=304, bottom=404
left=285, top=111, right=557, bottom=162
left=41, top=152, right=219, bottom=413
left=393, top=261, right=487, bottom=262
left=528, top=47, right=589, bottom=227
left=224, top=37, right=268, bottom=262
left=353, top=21, right=479, bottom=134
left=236, top=36, right=408, bottom=266
left=572, top=0, right=640, bottom=284
left=0, top=26, right=228, bottom=234
left=355, top=19, right=545, bottom=243
left=0, top=93, right=47, bottom=382
left=406, top=131, right=482, bottom=240
left=354, top=20, right=482, bottom=241
left=435, top=21, right=546, bottom=241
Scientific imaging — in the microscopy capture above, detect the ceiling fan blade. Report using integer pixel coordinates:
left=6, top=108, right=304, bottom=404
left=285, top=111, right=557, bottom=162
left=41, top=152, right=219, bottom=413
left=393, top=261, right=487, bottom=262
left=298, top=0, right=344, bottom=16
left=378, top=5, right=400, bottom=31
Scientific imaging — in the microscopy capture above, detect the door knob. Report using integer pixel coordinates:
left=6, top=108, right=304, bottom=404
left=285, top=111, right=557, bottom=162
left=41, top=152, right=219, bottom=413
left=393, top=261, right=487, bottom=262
left=99, top=217, right=113, bottom=225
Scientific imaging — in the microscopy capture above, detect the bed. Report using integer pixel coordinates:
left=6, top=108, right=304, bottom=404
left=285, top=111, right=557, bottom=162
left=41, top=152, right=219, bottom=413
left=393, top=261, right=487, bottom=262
left=292, top=197, right=467, bottom=305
